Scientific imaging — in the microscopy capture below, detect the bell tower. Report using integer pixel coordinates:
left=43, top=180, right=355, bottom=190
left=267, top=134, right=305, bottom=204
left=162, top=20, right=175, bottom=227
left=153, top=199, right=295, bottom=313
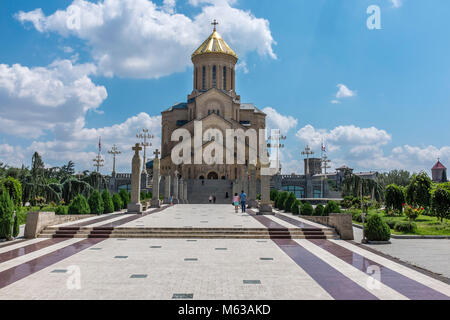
left=191, top=20, right=238, bottom=96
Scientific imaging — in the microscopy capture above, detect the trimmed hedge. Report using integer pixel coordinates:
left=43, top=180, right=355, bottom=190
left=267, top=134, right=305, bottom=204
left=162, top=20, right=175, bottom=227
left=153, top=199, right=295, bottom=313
left=112, top=193, right=123, bottom=212
left=394, top=221, right=417, bottom=233
left=291, top=200, right=302, bottom=215
left=68, top=195, right=90, bottom=215
left=55, top=206, right=69, bottom=215
left=300, top=202, right=314, bottom=216
left=88, top=190, right=104, bottom=215
left=102, top=190, right=114, bottom=214
left=324, top=201, right=341, bottom=216
left=0, top=177, right=22, bottom=207
left=314, top=204, right=324, bottom=216
left=119, top=189, right=130, bottom=209
left=284, top=193, right=296, bottom=213
left=275, top=192, right=288, bottom=210
left=364, top=214, right=391, bottom=241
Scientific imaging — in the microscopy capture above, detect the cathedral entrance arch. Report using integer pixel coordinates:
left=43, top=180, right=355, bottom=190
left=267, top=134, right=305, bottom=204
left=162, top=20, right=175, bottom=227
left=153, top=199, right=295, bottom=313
left=207, top=171, right=219, bottom=180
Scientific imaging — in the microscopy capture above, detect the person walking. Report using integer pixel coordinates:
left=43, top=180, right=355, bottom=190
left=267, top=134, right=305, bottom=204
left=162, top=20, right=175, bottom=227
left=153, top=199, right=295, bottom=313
left=240, top=190, right=247, bottom=213
left=213, top=195, right=216, bottom=204
left=233, top=193, right=240, bottom=213
left=209, top=195, right=213, bottom=203
left=170, top=195, right=173, bottom=206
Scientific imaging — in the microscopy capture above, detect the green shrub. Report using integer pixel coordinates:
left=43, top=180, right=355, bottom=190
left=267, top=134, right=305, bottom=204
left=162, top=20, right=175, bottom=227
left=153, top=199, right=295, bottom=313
left=0, top=191, right=14, bottom=239
left=353, top=212, right=363, bottom=223
left=0, top=177, right=22, bottom=207
left=431, top=186, right=450, bottom=222
left=324, top=201, right=341, bottom=216
left=112, top=193, right=123, bottom=212
left=88, top=190, right=104, bottom=215
left=291, top=200, right=302, bottom=215
left=384, top=219, right=396, bottom=229
left=119, top=189, right=130, bottom=209
left=13, top=214, right=19, bottom=238
left=68, top=195, right=90, bottom=215
left=55, top=206, right=69, bottom=215
left=340, top=196, right=353, bottom=209
left=365, top=214, right=391, bottom=241
left=300, top=202, right=314, bottom=216
left=394, top=221, right=417, bottom=233
left=102, top=190, right=114, bottom=214
left=314, top=204, right=324, bottom=216
left=275, top=192, right=288, bottom=210
left=283, top=193, right=296, bottom=212
left=270, top=190, right=278, bottom=201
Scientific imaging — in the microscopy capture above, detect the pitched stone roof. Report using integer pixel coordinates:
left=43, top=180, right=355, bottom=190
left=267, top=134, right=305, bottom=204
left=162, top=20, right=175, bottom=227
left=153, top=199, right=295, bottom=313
left=432, top=160, right=447, bottom=170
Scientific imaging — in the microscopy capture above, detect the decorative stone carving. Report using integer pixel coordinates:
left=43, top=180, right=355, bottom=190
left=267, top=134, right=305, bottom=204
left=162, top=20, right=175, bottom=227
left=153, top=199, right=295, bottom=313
left=128, top=144, right=143, bottom=214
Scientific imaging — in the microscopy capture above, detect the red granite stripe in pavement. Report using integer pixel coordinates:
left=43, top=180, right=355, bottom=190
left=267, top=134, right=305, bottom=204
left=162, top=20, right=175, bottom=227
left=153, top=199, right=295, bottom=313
left=247, top=210, right=378, bottom=300
left=309, top=239, right=450, bottom=300
left=64, top=213, right=127, bottom=227
left=0, top=238, right=105, bottom=290
left=96, top=205, right=171, bottom=228
left=0, top=238, right=68, bottom=263
left=0, top=239, right=27, bottom=249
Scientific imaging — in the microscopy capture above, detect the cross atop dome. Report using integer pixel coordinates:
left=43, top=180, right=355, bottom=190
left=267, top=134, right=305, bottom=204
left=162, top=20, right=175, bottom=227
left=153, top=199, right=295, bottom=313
left=211, top=19, right=219, bottom=32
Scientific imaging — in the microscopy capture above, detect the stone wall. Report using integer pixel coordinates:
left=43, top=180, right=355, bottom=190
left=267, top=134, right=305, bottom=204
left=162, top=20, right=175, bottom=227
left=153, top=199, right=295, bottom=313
left=299, top=213, right=354, bottom=240
left=24, top=212, right=97, bottom=239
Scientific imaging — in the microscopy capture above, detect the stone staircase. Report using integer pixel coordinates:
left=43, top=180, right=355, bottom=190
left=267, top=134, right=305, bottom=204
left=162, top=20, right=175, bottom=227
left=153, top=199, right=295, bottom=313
left=39, top=226, right=338, bottom=240
left=187, top=180, right=233, bottom=204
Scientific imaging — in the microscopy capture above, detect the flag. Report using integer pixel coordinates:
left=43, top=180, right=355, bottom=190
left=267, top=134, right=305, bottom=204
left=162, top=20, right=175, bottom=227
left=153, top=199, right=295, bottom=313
left=321, top=143, right=326, bottom=152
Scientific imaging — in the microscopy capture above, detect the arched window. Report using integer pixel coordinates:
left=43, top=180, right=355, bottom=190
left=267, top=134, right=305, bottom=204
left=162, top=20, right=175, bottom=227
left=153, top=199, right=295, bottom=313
left=212, top=65, right=217, bottom=88
left=231, top=68, right=234, bottom=90
left=223, top=66, right=227, bottom=90
left=202, top=66, right=206, bottom=90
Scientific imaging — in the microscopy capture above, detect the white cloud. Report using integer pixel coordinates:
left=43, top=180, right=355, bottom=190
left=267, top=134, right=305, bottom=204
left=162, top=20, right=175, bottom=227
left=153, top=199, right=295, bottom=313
left=390, top=0, right=402, bottom=8
left=330, top=100, right=340, bottom=104
left=0, top=144, right=26, bottom=167
left=0, top=60, right=107, bottom=138
left=296, top=124, right=391, bottom=151
left=336, top=84, right=356, bottom=99
left=16, top=0, right=276, bottom=79
left=28, top=112, right=162, bottom=173
left=263, top=107, right=298, bottom=135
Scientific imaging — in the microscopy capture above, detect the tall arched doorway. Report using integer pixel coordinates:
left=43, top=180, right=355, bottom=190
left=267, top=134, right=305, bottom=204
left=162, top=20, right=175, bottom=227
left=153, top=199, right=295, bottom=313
left=207, top=172, right=219, bottom=180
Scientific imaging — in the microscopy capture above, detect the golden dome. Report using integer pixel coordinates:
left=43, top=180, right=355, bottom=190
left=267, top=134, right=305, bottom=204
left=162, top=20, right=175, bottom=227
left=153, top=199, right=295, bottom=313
left=192, top=30, right=238, bottom=60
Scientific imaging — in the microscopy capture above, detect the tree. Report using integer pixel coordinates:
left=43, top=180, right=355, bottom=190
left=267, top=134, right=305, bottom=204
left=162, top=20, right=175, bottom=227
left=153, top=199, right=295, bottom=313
left=291, top=200, right=301, bottom=215
left=275, top=191, right=288, bottom=210
left=376, top=170, right=411, bottom=188
left=0, top=191, right=14, bottom=240
left=406, top=172, right=432, bottom=208
left=102, top=190, right=114, bottom=214
left=431, top=186, right=450, bottom=222
left=88, top=190, right=104, bottom=215
left=385, top=184, right=405, bottom=213
left=0, top=177, right=22, bottom=207
left=270, top=190, right=278, bottom=201
left=342, top=175, right=383, bottom=202
left=68, top=195, right=90, bottom=215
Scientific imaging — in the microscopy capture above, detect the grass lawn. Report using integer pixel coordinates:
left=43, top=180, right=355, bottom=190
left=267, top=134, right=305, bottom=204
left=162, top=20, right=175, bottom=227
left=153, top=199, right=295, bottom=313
left=348, top=209, right=450, bottom=236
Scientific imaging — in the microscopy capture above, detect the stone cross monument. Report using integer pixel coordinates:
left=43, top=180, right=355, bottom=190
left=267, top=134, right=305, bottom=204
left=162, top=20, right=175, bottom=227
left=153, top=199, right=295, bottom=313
left=128, top=143, right=143, bottom=214
left=151, top=149, right=161, bottom=208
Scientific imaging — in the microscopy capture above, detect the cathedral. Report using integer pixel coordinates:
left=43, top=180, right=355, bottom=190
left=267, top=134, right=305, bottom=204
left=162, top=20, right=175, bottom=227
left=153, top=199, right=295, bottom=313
left=160, top=24, right=267, bottom=181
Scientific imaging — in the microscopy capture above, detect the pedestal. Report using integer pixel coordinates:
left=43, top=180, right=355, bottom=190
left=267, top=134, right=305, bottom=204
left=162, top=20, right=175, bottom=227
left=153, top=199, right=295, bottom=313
left=150, top=199, right=161, bottom=208
left=128, top=203, right=143, bottom=214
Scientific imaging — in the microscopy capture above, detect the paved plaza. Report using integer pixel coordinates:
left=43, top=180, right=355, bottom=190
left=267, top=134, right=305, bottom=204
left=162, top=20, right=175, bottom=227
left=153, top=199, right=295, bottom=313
left=0, top=205, right=449, bottom=300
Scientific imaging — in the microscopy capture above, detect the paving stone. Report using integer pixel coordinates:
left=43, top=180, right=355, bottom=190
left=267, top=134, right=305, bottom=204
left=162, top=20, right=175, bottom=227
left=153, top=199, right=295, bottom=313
left=115, top=256, right=128, bottom=259
left=130, top=274, right=148, bottom=279
left=260, top=258, right=274, bottom=261
left=172, top=293, right=194, bottom=299
left=51, top=269, right=68, bottom=273
left=243, top=280, right=261, bottom=284
left=184, top=258, right=198, bottom=261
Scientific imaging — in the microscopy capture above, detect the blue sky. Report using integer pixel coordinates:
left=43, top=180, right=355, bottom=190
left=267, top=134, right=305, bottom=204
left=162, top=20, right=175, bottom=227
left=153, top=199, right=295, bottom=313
left=0, top=0, right=449, bottom=175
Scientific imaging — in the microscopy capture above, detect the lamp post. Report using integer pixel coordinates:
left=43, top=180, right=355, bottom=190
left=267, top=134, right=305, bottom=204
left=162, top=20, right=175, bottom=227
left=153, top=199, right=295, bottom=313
left=108, top=144, right=121, bottom=177
left=321, top=154, right=331, bottom=199
left=267, top=129, right=286, bottom=175
left=137, top=129, right=154, bottom=174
